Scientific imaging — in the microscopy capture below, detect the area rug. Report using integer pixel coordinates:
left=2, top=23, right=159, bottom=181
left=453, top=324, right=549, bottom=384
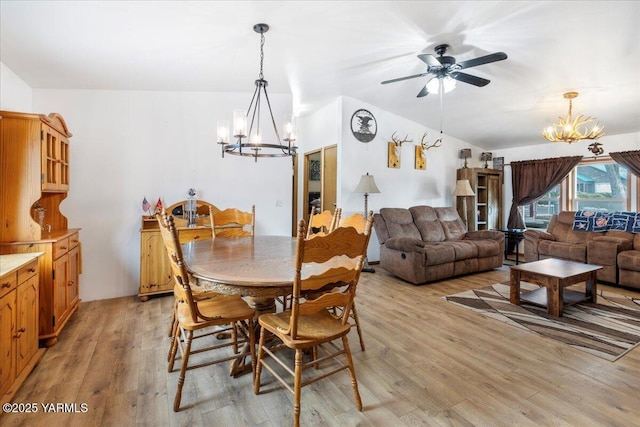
left=444, top=283, right=640, bottom=361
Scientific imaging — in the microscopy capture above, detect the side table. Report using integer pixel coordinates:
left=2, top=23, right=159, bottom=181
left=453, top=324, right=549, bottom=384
left=495, top=228, right=526, bottom=265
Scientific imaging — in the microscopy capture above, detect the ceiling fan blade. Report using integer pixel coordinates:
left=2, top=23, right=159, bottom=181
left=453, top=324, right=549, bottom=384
left=456, top=52, right=507, bottom=70
left=381, top=72, right=430, bottom=85
left=450, top=72, right=490, bottom=87
left=417, top=86, right=429, bottom=98
left=417, top=54, right=441, bottom=68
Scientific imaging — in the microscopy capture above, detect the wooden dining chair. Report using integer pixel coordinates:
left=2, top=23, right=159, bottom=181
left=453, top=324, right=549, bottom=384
left=306, top=207, right=341, bottom=238
left=210, top=205, right=255, bottom=237
left=336, top=212, right=372, bottom=351
left=156, top=209, right=256, bottom=412
left=254, top=214, right=374, bottom=427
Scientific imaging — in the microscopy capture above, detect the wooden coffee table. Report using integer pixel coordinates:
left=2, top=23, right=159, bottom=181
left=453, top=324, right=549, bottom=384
left=510, top=258, right=601, bottom=317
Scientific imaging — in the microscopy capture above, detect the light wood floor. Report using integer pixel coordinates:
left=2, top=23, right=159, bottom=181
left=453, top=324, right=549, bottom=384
left=3, top=266, right=640, bottom=427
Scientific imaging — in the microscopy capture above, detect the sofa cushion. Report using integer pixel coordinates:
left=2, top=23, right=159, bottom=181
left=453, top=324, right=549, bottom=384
left=378, top=208, right=421, bottom=240
left=440, top=241, right=478, bottom=260
left=618, top=250, right=640, bottom=270
left=468, top=239, right=502, bottom=257
left=409, top=206, right=445, bottom=242
left=385, top=237, right=425, bottom=252
left=423, top=244, right=456, bottom=266
left=539, top=240, right=586, bottom=262
left=434, top=207, right=467, bottom=240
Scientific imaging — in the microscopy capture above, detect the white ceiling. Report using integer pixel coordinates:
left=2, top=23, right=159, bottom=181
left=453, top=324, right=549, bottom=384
left=1, top=1, right=638, bottom=150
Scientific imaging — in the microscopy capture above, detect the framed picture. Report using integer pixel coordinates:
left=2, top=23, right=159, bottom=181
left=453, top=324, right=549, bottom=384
left=309, top=159, right=321, bottom=181
left=493, top=156, right=504, bottom=171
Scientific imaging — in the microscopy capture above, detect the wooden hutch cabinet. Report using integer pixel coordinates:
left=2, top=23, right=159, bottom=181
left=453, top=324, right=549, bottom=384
left=139, top=200, right=219, bottom=301
left=0, top=111, right=81, bottom=347
left=0, top=253, right=45, bottom=405
left=456, top=167, right=503, bottom=231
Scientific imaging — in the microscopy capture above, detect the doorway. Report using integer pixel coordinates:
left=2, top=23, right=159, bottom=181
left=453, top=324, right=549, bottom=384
left=302, top=145, right=337, bottom=226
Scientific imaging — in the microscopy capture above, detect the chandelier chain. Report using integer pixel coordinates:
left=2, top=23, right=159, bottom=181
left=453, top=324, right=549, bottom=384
left=259, top=32, right=265, bottom=80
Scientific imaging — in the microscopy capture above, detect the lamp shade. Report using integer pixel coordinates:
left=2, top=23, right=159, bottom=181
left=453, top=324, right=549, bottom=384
left=354, top=173, right=380, bottom=194
left=452, top=179, right=475, bottom=197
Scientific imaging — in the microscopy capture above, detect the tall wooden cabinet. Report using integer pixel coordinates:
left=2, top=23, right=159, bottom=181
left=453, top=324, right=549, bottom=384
left=0, top=111, right=81, bottom=348
left=456, top=168, right=503, bottom=231
left=1, top=253, right=46, bottom=405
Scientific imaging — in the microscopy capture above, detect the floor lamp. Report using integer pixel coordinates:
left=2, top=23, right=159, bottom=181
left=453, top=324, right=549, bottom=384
left=354, top=172, right=380, bottom=273
left=453, top=179, right=475, bottom=230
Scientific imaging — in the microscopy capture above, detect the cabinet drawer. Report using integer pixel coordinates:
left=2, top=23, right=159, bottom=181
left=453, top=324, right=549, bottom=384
left=53, top=237, right=70, bottom=259
left=0, top=271, right=17, bottom=298
left=68, top=233, right=80, bottom=249
left=178, top=228, right=211, bottom=244
left=17, top=260, right=38, bottom=284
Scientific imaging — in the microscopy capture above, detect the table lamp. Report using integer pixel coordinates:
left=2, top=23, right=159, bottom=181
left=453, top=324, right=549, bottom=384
left=354, top=172, right=381, bottom=272
left=452, top=179, right=475, bottom=229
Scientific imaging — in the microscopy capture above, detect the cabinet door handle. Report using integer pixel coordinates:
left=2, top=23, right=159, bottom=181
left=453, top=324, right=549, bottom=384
left=59, top=246, right=67, bottom=250
left=13, top=328, right=26, bottom=338
left=1, top=282, right=11, bottom=289
left=68, top=280, right=74, bottom=287
left=28, top=268, right=36, bottom=273
left=193, top=235, right=200, bottom=240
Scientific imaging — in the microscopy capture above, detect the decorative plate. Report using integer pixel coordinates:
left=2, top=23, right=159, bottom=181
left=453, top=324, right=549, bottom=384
left=350, top=109, right=377, bottom=143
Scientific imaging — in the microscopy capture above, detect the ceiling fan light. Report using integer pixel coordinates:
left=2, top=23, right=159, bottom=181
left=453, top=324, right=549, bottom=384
left=442, top=76, right=456, bottom=93
left=426, top=78, right=440, bottom=94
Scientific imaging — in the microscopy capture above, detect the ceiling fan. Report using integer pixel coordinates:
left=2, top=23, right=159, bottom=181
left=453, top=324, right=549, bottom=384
left=381, top=44, right=507, bottom=97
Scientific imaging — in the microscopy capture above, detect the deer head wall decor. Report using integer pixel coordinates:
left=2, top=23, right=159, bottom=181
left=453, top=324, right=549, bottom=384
left=415, top=131, right=441, bottom=170
left=388, top=132, right=412, bottom=168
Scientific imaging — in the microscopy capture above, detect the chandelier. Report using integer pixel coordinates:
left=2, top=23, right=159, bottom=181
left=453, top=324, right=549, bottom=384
left=217, top=23, right=297, bottom=162
left=542, top=92, right=605, bottom=146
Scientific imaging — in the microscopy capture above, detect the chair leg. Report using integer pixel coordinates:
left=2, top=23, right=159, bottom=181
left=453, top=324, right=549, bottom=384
left=248, top=319, right=257, bottom=382
left=168, top=326, right=180, bottom=372
left=293, top=349, right=303, bottom=427
left=253, top=326, right=267, bottom=394
left=351, top=302, right=366, bottom=351
left=173, top=330, right=193, bottom=412
left=342, top=336, right=362, bottom=411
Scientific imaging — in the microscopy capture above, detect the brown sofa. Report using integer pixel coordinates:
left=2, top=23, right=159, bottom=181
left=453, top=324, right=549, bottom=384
left=617, top=234, right=640, bottom=288
left=524, top=211, right=637, bottom=286
left=372, top=206, right=504, bottom=285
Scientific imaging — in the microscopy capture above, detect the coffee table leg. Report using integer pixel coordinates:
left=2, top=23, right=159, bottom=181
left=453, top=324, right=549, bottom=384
left=586, top=271, right=598, bottom=302
left=548, top=280, right=561, bottom=317
left=510, top=269, right=521, bottom=305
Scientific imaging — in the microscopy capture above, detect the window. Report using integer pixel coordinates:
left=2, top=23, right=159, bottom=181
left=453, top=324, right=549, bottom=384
left=573, top=162, right=628, bottom=212
left=524, top=185, right=560, bottom=229
left=524, top=158, right=635, bottom=229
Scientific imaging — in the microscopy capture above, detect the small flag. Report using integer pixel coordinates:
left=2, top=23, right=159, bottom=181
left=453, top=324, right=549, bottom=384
left=156, top=197, right=163, bottom=212
left=142, top=197, right=151, bottom=213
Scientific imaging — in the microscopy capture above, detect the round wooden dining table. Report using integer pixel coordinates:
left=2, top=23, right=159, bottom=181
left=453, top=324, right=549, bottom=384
left=182, top=235, right=298, bottom=312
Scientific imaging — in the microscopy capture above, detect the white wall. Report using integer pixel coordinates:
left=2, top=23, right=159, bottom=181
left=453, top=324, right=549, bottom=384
left=299, top=96, right=489, bottom=262
left=0, top=62, right=32, bottom=112
left=30, top=89, right=293, bottom=301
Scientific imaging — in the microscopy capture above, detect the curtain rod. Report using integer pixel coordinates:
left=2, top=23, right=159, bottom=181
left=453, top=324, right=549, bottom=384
left=503, top=155, right=609, bottom=167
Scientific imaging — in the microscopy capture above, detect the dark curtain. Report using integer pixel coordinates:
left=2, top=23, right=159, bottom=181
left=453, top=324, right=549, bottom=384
left=507, top=156, right=582, bottom=229
left=610, top=150, right=640, bottom=178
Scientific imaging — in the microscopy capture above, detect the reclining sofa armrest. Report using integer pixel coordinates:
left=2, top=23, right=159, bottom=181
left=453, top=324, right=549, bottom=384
left=465, top=230, right=504, bottom=242
left=384, top=237, right=425, bottom=252
left=524, top=229, right=555, bottom=242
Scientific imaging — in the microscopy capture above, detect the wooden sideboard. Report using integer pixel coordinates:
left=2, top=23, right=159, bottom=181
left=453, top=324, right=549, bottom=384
left=0, top=111, right=81, bottom=347
left=0, top=253, right=46, bottom=404
left=138, top=200, right=219, bottom=301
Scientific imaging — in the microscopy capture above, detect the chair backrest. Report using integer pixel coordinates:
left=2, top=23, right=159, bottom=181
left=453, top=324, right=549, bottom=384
left=155, top=209, right=199, bottom=323
left=211, top=205, right=255, bottom=237
left=289, top=213, right=374, bottom=339
left=338, top=212, right=369, bottom=234
left=306, top=207, right=341, bottom=238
